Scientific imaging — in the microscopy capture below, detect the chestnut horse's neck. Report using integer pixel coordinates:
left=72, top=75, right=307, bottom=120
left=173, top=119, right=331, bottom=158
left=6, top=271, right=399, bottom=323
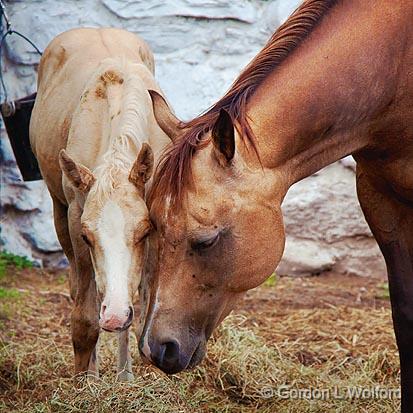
left=148, top=0, right=412, bottom=208
left=245, top=0, right=408, bottom=189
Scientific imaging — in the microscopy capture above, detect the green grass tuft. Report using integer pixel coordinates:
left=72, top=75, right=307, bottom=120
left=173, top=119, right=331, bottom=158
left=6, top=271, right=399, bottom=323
left=264, top=273, right=277, bottom=287
left=0, top=251, right=33, bottom=279
left=0, top=287, right=21, bottom=300
left=376, top=282, right=390, bottom=300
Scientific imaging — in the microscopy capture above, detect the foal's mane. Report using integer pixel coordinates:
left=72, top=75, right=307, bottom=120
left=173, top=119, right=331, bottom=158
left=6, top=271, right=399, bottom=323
left=90, top=59, right=151, bottom=204
left=149, top=0, right=338, bottom=208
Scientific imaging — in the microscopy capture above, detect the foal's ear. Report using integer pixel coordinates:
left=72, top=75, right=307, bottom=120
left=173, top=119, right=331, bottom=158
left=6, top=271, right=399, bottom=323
left=129, top=143, right=154, bottom=187
left=212, top=109, right=235, bottom=165
left=148, top=90, right=181, bottom=143
left=59, top=150, right=96, bottom=193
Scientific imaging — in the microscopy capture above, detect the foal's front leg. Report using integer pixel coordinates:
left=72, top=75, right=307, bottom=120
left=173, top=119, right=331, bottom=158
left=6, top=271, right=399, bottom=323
left=68, top=204, right=100, bottom=378
left=117, top=330, right=134, bottom=382
left=71, top=277, right=100, bottom=378
left=51, top=197, right=77, bottom=299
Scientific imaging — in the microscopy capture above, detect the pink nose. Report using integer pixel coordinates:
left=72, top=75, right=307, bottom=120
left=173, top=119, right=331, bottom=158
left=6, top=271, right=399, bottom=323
left=99, top=306, right=133, bottom=332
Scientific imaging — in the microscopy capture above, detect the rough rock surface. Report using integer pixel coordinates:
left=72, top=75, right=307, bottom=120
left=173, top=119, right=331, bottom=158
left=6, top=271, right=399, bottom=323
left=279, top=163, right=385, bottom=277
left=0, top=0, right=385, bottom=276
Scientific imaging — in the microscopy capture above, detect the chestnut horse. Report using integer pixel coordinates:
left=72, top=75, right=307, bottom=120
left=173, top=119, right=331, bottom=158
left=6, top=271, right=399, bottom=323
left=30, top=28, right=169, bottom=379
left=140, top=0, right=413, bottom=410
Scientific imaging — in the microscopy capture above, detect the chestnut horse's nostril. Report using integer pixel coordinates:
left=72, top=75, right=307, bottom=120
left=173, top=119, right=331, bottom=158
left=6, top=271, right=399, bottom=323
left=163, top=340, right=180, bottom=365
left=150, top=339, right=185, bottom=374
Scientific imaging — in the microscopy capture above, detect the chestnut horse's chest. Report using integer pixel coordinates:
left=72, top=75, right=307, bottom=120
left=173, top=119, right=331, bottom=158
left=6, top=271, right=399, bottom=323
left=386, top=155, right=413, bottom=203
left=356, top=138, right=413, bottom=204
left=379, top=120, right=413, bottom=203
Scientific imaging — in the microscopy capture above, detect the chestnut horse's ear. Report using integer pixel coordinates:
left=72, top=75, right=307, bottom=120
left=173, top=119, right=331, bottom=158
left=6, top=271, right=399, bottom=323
left=129, top=143, right=154, bottom=187
left=148, top=90, right=181, bottom=143
left=211, top=109, right=235, bottom=165
left=59, top=149, right=95, bottom=193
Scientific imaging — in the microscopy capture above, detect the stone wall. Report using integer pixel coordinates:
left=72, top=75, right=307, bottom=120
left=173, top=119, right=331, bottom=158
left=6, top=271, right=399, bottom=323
left=0, top=0, right=386, bottom=276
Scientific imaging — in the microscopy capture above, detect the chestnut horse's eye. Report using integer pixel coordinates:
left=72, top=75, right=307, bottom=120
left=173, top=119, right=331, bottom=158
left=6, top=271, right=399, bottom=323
left=191, top=233, right=220, bottom=251
left=81, top=233, right=92, bottom=247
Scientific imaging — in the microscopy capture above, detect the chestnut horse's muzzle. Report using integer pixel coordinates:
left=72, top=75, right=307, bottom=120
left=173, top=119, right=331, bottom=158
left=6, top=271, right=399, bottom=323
left=139, top=334, right=206, bottom=374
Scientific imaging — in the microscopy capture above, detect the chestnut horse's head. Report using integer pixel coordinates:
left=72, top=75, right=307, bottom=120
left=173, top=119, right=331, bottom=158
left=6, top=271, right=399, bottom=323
left=139, top=93, right=287, bottom=374
left=59, top=144, right=154, bottom=332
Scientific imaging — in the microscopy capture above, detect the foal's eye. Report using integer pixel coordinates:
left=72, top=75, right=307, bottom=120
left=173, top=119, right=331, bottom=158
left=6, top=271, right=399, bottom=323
left=191, top=233, right=220, bottom=251
left=150, top=218, right=157, bottom=231
left=134, top=225, right=152, bottom=244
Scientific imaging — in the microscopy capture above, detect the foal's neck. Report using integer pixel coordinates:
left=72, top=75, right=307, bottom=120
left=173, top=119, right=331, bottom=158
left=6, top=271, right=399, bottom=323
left=96, top=65, right=152, bottom=173
left=245, top=0, right=403, bottom=189
left=90, top=62, right=152, bottom=194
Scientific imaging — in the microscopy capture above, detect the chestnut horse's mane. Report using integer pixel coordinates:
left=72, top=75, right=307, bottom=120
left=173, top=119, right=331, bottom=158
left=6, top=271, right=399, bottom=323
left=149, top=0, right=338, bottom=208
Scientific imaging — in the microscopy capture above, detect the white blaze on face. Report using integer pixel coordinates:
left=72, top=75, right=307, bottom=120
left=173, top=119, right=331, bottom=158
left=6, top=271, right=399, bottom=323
left=98, top=200, right=131, bottom=317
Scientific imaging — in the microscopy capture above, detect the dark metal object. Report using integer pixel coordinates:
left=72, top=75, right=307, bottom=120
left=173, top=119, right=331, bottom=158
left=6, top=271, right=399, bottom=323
left=0, top=0, right=43, bottom=181
left=1, top=93, right=42, bottom=181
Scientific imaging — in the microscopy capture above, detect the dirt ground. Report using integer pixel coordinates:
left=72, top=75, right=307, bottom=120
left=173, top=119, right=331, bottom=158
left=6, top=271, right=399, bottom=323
left=0, top=266, right=399, bottom=412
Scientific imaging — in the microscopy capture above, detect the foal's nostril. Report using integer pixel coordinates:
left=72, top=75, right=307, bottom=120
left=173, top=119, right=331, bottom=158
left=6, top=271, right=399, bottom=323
left=126, top=306, right=134, bottom=324
left=101, top=305, right=107, bottom=317
left=118, top=306, right=134, bottom=331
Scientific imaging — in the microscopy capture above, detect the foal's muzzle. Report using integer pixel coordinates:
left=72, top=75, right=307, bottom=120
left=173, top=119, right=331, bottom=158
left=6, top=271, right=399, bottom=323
left=99, top=305, right=133, bottom=332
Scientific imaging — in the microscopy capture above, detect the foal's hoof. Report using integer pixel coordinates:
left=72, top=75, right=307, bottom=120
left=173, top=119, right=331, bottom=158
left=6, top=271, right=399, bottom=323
left=117, top=370, right=134, bottom=382
left=87, top=371, right=100, bottom=383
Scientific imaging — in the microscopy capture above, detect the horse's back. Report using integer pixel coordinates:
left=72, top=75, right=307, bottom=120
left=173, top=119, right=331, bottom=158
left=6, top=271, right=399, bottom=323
left=37, top=28, right=154, bottom=86
left=30, top=28, right=154, bottom=203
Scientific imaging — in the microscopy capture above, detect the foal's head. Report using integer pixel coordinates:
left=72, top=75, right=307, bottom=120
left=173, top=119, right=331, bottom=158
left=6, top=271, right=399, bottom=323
left=139, top=94, right=287, bottom=373
left=59, top=144, right=153, bottom=332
